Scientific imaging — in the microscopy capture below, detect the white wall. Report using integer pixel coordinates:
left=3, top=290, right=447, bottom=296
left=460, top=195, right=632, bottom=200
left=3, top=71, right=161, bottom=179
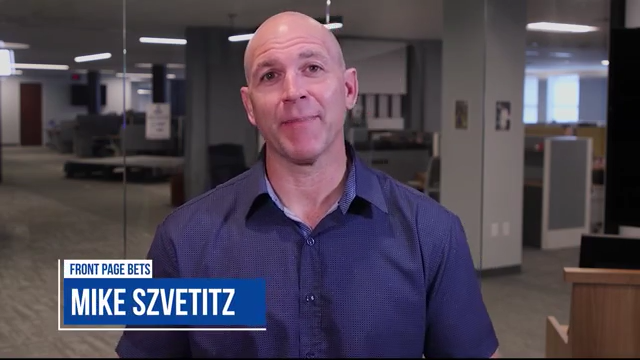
left=441, top=0, right=525, bottom=271
left=441, top=0, right=487, bottom=267
left=0, top=74, right=131, bottom=145
left=481, top=0, right=526, bottom=270
left=341, top=39, right=407, bottom=95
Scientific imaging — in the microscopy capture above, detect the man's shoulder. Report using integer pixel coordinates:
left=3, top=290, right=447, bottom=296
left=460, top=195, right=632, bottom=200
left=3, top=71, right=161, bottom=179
left=364, top=165, right=460, bottom=237
left=161, top=171, right=254, bottom=232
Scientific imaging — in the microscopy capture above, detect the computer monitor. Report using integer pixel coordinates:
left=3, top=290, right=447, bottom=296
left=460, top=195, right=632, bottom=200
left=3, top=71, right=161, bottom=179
left=579, top=234, right=640, bottom=270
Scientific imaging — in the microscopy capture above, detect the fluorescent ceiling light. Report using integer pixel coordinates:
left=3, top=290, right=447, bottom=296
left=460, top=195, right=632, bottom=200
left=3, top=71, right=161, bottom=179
left=13, top=63, right=69, bottom=70
left=229, top=33, right=254, bottom=42
left=75, top=53, right=112, bottom=63
left=117, top=72, right=151, bottom=78
left=0, top=41, right=29, bottom=50
left=72, top=69, right=116, bottom=75
left=324, top=22, right=343, bottom=30
left=137, top=89, right=152, bottom=95
left=116, top=72, right=177, bottom=79
left=527, top=22, right=598, bottom=33
left=135, top=63, right=185, bottom=69
left=229, top=22, right=343, bottom=42
left=140, top=37, right=187, bottom=45
left=601, top=60, right=609, bottom=66
left=550, top=52, right=572, bottom=58
left=228, top=33, right=255, bottom=42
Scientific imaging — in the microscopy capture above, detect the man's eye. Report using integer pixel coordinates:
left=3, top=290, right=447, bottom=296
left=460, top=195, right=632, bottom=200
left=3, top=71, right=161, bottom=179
left=308, top=65, right=321, bottom=72
left=261, top=72, right=276, bottom=81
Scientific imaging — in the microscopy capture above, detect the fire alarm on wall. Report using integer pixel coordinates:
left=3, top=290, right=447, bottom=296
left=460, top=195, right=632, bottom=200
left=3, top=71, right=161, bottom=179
left=70, top=73, right=81, bottom=81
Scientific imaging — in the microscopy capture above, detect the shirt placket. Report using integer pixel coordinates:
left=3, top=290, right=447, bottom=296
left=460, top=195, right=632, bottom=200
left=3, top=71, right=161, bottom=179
left=298, top=223, right=322, bottom=359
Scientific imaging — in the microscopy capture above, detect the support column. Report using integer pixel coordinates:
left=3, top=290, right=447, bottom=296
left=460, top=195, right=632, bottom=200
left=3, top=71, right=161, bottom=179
left=405, top=40, right=443, bottom=133
left=441, top=0, right=526, bottom=272
left=604, top=0, right=640, bottom=235
left=184, top=27, right=257, bottom=200
left=405, top=43, right=425, bottom=131
left=152, top=64, right=168, bottom=104
left=87, top=70, right=101, bottom=114
left=169, top=79, right=186, bottom=117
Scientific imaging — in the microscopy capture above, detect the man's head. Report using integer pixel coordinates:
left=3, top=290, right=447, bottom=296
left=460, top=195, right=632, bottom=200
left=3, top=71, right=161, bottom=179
left=240, top=11, right=358, bottom=165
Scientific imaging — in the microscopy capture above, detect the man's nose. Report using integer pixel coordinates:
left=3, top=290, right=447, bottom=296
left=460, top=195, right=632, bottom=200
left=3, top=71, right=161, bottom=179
left=282, top=73, right=306, bottom=102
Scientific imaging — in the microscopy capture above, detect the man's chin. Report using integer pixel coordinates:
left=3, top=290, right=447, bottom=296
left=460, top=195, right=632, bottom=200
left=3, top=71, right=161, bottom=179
left=281, top=144, right=324, bottom=166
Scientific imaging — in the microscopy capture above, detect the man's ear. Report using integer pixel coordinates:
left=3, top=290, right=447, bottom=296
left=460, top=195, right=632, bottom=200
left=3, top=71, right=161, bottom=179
left=240, top=87, right=256, bottom=126
left=344, top=68, right=359, bottom=110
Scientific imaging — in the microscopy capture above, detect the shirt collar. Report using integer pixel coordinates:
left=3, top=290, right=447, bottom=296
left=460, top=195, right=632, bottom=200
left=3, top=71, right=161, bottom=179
left=241, top=142, right=388, bottom=219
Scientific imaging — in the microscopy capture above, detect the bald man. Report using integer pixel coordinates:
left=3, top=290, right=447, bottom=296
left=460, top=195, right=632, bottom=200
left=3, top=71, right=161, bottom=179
left=116, top=12, right=499, bottom=358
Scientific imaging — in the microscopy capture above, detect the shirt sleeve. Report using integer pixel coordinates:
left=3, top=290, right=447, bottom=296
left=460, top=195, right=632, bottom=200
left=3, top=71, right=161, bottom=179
left=115, top=222, right=191, bottom=358
left=423, top=214, right=499, bottom=358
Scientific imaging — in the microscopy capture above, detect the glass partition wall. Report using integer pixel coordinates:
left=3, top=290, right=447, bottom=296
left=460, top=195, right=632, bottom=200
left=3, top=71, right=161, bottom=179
left=0, top=0, right=127, bottom=355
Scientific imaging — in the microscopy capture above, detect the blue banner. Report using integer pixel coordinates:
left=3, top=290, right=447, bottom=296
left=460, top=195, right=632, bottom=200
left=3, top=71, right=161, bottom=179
left=62, top=278, right=266, bottom=326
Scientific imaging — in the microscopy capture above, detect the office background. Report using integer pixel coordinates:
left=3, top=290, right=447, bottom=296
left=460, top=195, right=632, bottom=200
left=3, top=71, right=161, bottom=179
left=0, top=0, right=635, bottom=357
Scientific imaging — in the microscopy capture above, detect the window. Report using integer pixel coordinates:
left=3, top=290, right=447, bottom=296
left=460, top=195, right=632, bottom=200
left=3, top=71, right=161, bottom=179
left=547, top=74, right=580, bottom=123
left=523, top=75, right=539, bottom=124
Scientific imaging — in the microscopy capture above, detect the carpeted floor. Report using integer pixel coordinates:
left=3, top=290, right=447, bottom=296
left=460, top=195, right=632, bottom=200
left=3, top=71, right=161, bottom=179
left=0, top=146, right=577, bottom=358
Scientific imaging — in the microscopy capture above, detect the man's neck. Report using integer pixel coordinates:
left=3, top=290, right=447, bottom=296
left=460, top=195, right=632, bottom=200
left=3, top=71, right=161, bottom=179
left=265, top=142, right=348, bottom=228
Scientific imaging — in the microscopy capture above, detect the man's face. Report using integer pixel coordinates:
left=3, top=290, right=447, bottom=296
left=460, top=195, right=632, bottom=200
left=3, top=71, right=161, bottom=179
left=241, top=27, right=357, bottom=164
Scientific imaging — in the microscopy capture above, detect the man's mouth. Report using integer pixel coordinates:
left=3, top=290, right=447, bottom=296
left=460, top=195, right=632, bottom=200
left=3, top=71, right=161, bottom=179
left=282, top=116, right=317, bottom=125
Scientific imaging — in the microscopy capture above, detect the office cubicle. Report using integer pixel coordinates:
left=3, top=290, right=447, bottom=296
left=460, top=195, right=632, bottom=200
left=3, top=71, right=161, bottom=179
left=523, top=135, right=593, bottom=249
left=350, top=129, right=436, bottom=184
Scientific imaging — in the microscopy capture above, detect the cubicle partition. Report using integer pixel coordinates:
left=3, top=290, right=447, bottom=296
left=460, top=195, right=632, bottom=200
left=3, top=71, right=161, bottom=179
left=352, top=130, right=434, bottom=184
left=523, top=135, right=592, bottom=249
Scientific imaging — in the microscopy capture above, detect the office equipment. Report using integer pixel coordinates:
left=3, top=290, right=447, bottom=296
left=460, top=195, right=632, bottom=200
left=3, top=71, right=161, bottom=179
left=353, top=130, right=435, bottom=184
left=70, top=84, right=107, bottom=106
left=546, top=234, right=640, bottom=358
left=64, top=155, right=183, bottom=181
left=48, top=119, right=76, bottom=153
left=72, top=114, right=122, bottom=158
left=579, top=234, right=640, bottom=270
left=522, top=136, right=592, bottom=249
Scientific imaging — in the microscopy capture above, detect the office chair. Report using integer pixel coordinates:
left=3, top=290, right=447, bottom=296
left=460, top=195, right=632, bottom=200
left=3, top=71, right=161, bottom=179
left=425, top=156, right=440, bottom=202
left=208, top=144, right=248, bottom=189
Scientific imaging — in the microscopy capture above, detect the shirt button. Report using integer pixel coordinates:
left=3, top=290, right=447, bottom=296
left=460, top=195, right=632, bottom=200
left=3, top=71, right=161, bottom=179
left=306, top=237, right=315, bottom=246
left=305, top=293, right=315, bottom=302
left=306, top=352, right=315, bottom=358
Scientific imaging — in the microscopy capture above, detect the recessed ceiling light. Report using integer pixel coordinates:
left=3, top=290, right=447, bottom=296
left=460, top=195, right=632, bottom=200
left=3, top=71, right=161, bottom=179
left=0, top=41, right=29, bottom=50
left=601, top=60, right=609, bottom=66
left=527, top=22, right=598, bottom=33
left=74, top=53, right=112, bottom=63
left=139, top=37, right=187, bottom=45
left=137, top=89, right=152, bottom=95
left=13, top=63, right=69, bottom=70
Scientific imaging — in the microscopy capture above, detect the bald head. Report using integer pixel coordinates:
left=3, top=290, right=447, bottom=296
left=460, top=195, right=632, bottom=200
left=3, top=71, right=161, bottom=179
left=243, top=11, right=345, bottom=84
